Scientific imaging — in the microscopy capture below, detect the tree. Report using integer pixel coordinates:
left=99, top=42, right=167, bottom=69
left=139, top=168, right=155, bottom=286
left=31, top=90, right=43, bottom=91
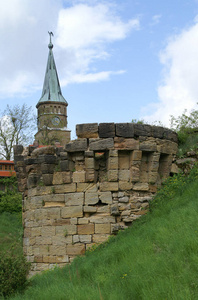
left=0, top=104, right=36, bottom=160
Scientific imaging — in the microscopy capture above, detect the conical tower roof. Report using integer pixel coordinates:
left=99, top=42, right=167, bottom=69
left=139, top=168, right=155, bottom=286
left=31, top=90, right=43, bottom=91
left=37, top=32, right=67, bottom=107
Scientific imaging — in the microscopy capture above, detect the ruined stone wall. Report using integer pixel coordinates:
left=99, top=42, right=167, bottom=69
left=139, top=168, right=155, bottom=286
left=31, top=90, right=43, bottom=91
left=14, top=123, right=178, bottom=275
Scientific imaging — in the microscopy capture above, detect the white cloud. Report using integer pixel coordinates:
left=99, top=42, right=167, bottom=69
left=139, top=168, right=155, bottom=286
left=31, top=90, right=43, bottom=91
left=0, top=0, right=139, bottom=98
left=143, top=20, right=198, bottom=127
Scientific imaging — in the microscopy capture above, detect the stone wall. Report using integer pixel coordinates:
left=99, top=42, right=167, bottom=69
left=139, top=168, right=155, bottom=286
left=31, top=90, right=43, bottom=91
left=14, top=123, right=178, bottom=275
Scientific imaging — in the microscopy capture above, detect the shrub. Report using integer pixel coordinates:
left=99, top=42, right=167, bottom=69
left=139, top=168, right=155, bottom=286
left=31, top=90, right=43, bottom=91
left=0, top=247, right=30, bottom=298
left=0, top=177, right=22, bottom=214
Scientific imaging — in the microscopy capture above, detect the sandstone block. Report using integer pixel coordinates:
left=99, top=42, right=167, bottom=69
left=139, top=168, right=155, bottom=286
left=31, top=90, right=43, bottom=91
left=65, top=139, right=87, bottom=152
left=107, top=156, right=118, bottom=170
left=43, top=194, right=65, bottom=203
left=62, top=172, right=72, bottom=183
left=61, top=206, right=83, bottom=218
left=52, top=235, right=72, bottom=245
left=84, top=206, right=97, bottom=213
left=60, top=160, right=69, bottom=171
left=53, top=172, right=63, bottom=185
left=34, top=209, right=48, bottom=221
left=79, top=235, right=92, bottom=243
left=99, top=192, right=112, bottom=204
left=56, top=225, right=77, bottom=235
left=97, top=206, right=110, bottom=213
left=100, top=182, right=118, bottom=192
left=76, top=123, right=98, bottom=138
left=41, top=226, right=56, bottom=237
left=38, top=155, right=56, bottom=164
left=133, top=183, right=149, bottom=191
left=65, top=192, right=84, bottom=206
left=92, top=234, right=110, bottom=243
left=46, top=207, right=61, bottom=219
left=42, top=174, right=53, bottom=186
left=85, top=150, right=94, bottom=157
left=130, top=167, right=140, bottom=182
left=89, top=138, right=114, bottom=150
left=27, top=174, right=40, bottom=188
left=140, top=142, right=157, bottom=152
left=130, top=150, right=142, bottom=162
left=14, top=144, right=24, bottom=155
left=85, top=157, right=95, bottom=169
left=89, top=216, right=115, bottom=224
left=41, top=164, right=55, bottom=174
left=67, top=244, right=85, bottom=255
left=118, top=196, right=129, bottom=203
left=77, top=183, right=90, bottom=192
left=54, top=183, right=76, bottom=193
left=116, top=123, right=134, bottom=137
left=163, top=129, right=178, bottom=143
left=107, top=170, right=118, bottom=181
left=35, top=236, right=52, bottom=245
left=86, top=169, right=96, bottom=182
left=49, top=245, right=66, bottom=256
left=152, top=126, right=165, bottom=139
left=119, top=170, right=130, bottom=182
left=149, top=172, right=158, bottom=184
left=109, top=149, right=118, bottom=157
left=78, top=218, right=89, bottom=224
left=85, top=192, right=99, bottom=205
left=95, top=223, right=111, bottom=234
left=119, top=181, right=133, bottom=190
left=78, top=224, right=95, bottom=234
left=110, top=204, right=120, bottom=216
left=114, top=137, right=139, bottom=150
left=73, top=171, right=86, bottom=183
left=99, top=123, right=115, bottom=138
left=133, top=124, right=152, bottom=137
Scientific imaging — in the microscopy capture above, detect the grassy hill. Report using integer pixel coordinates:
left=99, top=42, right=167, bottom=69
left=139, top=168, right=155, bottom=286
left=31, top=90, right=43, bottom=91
left=1, top=164, right=196, bottom=300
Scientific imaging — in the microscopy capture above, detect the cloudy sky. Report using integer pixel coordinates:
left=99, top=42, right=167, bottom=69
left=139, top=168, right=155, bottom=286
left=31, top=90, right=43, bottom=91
left=1, top=0, right=198, bottom=138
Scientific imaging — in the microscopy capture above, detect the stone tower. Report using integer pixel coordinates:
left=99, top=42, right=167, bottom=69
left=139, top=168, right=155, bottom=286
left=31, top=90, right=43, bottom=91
left=35, top=33, right=71, bottom=146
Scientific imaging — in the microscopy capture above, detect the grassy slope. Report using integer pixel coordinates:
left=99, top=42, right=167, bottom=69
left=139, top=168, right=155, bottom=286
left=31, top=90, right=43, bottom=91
left=7, top=175, right=198, bottom=300
left=0, top=212, right=23, bottom=254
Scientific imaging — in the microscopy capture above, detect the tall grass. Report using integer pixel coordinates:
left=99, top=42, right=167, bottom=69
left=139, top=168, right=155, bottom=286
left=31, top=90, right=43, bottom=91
left=6, top=166, right=198, bottom=300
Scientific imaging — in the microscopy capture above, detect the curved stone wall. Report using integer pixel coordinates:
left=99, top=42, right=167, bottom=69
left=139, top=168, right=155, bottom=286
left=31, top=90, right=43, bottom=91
left=14, top=123, right=178, bottom=275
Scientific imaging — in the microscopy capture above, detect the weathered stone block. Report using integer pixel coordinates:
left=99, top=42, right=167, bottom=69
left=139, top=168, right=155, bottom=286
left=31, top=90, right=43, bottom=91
left=60, top=160, right=69, bottom=171
left=43, top=194, right=65, bottom=203
left=111, top=204, right=120, bottom=216
left=118, top=181, right=133, bottom=190
left=133, top=183, right=149, bottom=191
left=27, top=174, right=41, bottom=188
left=109, top=149, right=118, bottom=157
left=130, top=167, right=140, bottom=182
left=49, top=245, right=66, bottom=256
left=133, top=124, right=152, bottom=137
left=85, top=150, right=94, bottom=157
left=73, top=171, right=86, bottom=183
left=38, top=155, right=56, bottom=164
left=86, top=169, right=96, bottom=182
left=130, top=150, right=142, bottom=162
left=85, top=192, right=99, bottom=205
left=65, top=139, right=87, bottom=152
left=79, top=235, right=92, bottom=243
left=95, top=224, right=111, bottom=234
left=92, top=234, right=110, bottom=243
left=41, top=164, right=55, bottom=174
left=119, top=170, right=130, bottom=182
left=99, top=123, right=115, bottom=138
left=77, top=224, right=95, bottom=234
left=140, top=142, right=157, bottom=152
left=65, top=193, right=84, bottom=206
left=107, top=156, right=118, bottom=170
left=100, top=182, right=118, bottom=192
left=76, top=123, right=98, bottom=138
left=114, top=137, right=139, bottom=150
left=13, top=145, right=24, bottom=155
left=41, top=226, right=56, bottom=237
left=62, top=172, right=72, bottom=183
left=84, top=206, right=97, bottom=213
left=77, top=183, right=90, bottom=192
left=149, top=172, right=158, bottom=184
left=89, top=138, right=114, bottom=150
left=85, top=157, right=95, bottom=169
left=56, top=225, right=77, bottom=235
left=35, top=236, right=52, bottom=245
left=152, top=126, right=165, bottom=139
left=54, top=183, right=76, bottom=194
left=99, top=192, right=112, bottom=204
left=89, top=216, right=115, bottom=224
left=53, top=172, right=63, bottom=185
left=61, top=206, right=83, bottom=218
left=67, top=244, right=85, bottom=255
left=163, top=129, right=178, bottom=143
left=42, top=174, right=53, bottom=186
left=116, top=123, right=134, bottom=137
left=107, top=170, right=118, bottom=181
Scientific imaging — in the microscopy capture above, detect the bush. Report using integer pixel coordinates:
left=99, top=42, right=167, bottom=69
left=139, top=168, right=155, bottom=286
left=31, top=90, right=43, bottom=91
left=0, top=247, right=30, bottom=298
left=0, top=177, right=22, bottom=214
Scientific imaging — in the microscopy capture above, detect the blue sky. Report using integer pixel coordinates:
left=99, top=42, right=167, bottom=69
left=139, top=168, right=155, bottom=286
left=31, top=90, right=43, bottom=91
left=1, top=0, right=198, bottom=139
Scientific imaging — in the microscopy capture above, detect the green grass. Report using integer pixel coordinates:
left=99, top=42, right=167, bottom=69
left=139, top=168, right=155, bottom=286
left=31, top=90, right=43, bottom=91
left=0, top=212, right=23, bottom=254
left=177, top=133, right=198, bottom=157
left=5, top=167, right=198, bottom=300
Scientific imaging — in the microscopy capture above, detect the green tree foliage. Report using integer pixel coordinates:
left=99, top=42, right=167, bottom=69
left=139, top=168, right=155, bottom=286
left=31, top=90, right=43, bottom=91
left=170, top=106, right=198, bottom=144
left=0, top=104, right=36, bottom=160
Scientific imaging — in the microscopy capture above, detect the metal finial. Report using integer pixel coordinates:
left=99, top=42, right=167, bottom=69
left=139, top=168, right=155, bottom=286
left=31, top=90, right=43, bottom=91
left=48, top=31, right=54, bottom=49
